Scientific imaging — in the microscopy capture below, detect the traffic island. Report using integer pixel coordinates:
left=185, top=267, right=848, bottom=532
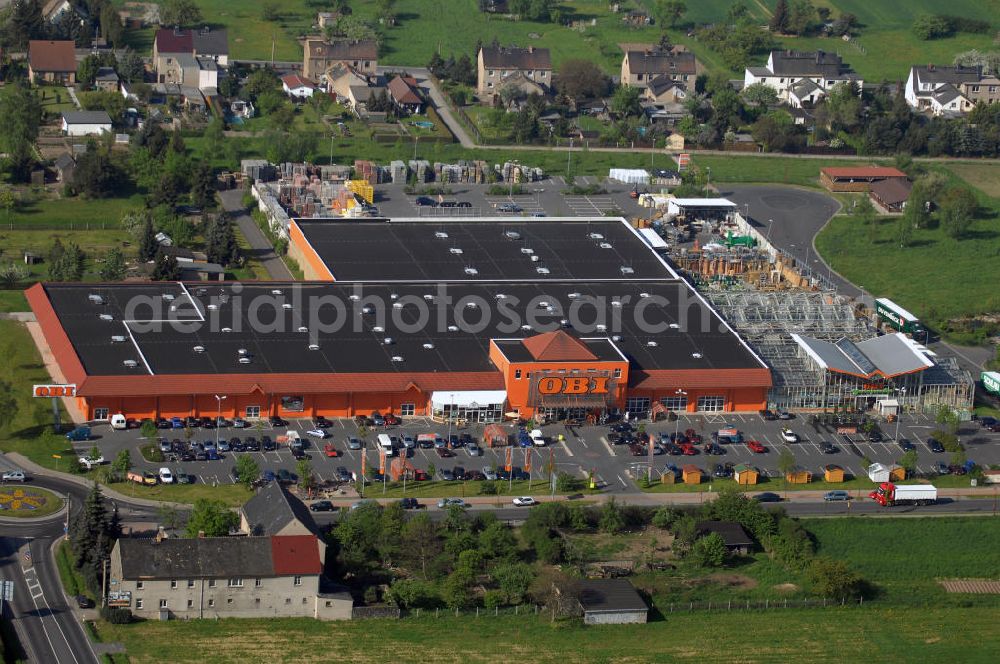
left=0, top=485, right=63, bottom=518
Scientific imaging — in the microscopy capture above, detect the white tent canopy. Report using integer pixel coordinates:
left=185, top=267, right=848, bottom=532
left=609, top=168, right=650, bottom=184
left=430, top=391, right=507, bottom=408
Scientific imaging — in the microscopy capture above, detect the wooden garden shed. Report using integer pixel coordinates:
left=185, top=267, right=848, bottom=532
left=733, top=463, right=758, bottom=485
left=682, top=465, right=702, bottom=485
left=823, top=464, right=845, bottom=483
left=659, top=467, right=677, bottom=484
left=785, top=468, right=812, bottom=484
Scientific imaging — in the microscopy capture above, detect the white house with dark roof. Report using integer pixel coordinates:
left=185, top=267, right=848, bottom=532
left=904, top=64, right=984, bottom=116
left=744, top=50, right=862, bottom=107
left=61, top=110, right=112, bottom=136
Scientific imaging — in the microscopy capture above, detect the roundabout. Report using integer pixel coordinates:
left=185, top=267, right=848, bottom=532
left=0, top=485, right=64, bottom=519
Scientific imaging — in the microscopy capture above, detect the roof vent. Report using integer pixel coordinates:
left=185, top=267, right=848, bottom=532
left=692, top=352, right=703, bottom=359
left=504, top=231, right=521, bottom=240
left=538, top=301, right=550, bottom=308
left=434, top=231, right=449, bottom=239
left=390, top=293, right=399, bottom=300
left=447, top=325, right=459, bottom=332
left=207, top=304, right=218, bottom=310
left=620, top=266, right=635, bottom=275
left=596, top=324, right=607, bottom=332
left=162, top=294, right=175, bottom=301
left=238, top=357, right=252, bottom=365
left=640, top=292, right=651, bottom=298
left=193, top=345, right=205, bottom=353
left=349, top=294, right=360, bottom=301
left=88, top=294, right=104, bottom=305
left=196, top=288, right=207, bottom=295
left=466, top=301, right=478, bottom=309
left=669, top=323, right=680, bottom=330
left=111, top=335, right=126, bottom=343
left=521, top=324, right=532, bottom=331
left=362, top=305, right=375, bottom=314
left=588, top=232, right=604, bottom=240
left=238, top=348, right=249, bottom=356
left=560, top=319, right=570, bottom=328
left=530, top=255, right=540, bottom=262
left=495, top=293, right=508, bottom=300
left=308, top=343, right=320, bottom=351
left=464, top=267, right=479, bottom=275
left=423, top=343, right=434, bottom=350
left=449, top=247, right=464, bottom=255
left=611, top=301, right=623, bottom=308
left=599, top=242, right=613, bottom=249
left=647, top=341, right=658, bottom=347
left=383, top=337, right=394, bottom=345
left=271, top=289, right=283, bottom=295
left=568, top=292, right=581, bottom=299
left=390, top=355, right=404, bottom=362
left=393, top=302, right=404, bottom=309
left=612, top=335, right=622, bottom=342
left=298, top=326, right=308, bottom=333
left=423, top=294, right=434, bottom=301
left=221, top=327, right=232, bottom=333
left=536, top=267, right=550, bottom=275
left=373, top=326, right=385, bottom=333
left=98, top=314, right=113, bottom=322
left=282, top=303, right=292, bottom=310
left=123, top=359, right=138, bottom=368
left=520, top=247, right=534, bottom=254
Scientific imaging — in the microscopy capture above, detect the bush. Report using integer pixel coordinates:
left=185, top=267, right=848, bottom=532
left=691, top=532, right=728, bottom=567
left=480, top=480, right=498, bottom=495
left=100, top=607, right=133, bottom=624
left=555, top=472, right=583, bottom=492
left=808, top=557, right=864, bottom=599
left=386, top=579, right=440, bottom=609
left=912, top=14, right=954, bottom=40
left=482, top=589, right=505, bottom=609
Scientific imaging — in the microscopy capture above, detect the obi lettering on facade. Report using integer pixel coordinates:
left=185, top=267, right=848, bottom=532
left=33, top=384, right=77, bottom=398
left=536, top=376, right=610, bottom=395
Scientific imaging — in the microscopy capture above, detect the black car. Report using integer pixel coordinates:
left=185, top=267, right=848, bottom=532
left=456, top=201, right=472, bottom=208
left=459, top=433, right=474, bottom=447
left=758, top=409, right=777, bottom=421
left=157, top=418, right=172, bottom=429
left=269, top=416, right=288, bottom=427
left=451, top=466, right=466, bottom=480
left=185, top=416, right=200, bottom=428
left=291, top=447, right=309, bottom=460
left=436, top=448, right=455, bottom=458
left=463, top=470, right=485, bottom=481
left=414, top=196, right=437, bottom=207
left=898, top=439, right=916, bottom=452
left=754, top=492, right=782, bottom=503
left=867, top=430, right=883, bottom=443
left=400, top=497, right=420, bottom=509
left=194, top=451, right=208, bottom=461
left=448, top=434, right=462, bottom=449
left=820, top=441, right=838, bottom=454
left=610, top=422, right=633, bottom=433
left=928, top=438, right=944, bottom=453
left=75, top=595, right=95, bottom=609
left=703, top=443, right=724, bottom=455
left=180, top=452, right=195, bottom=462
left=335, top=467, right=352, bottom=482
left=245, top=439, right=261, bottom=452
left=439, top=201, right=457, bottom=208
left=200, top=417, right=215, bottom=429
left=314, top=416, right=332, bottom=428
left=712, top=463, right=733, bottom=478
left=978, top=416, right=998, bottom=428
left=309, top=500, right=335, bottom=512
left=261, top=436, right=276, bottom=451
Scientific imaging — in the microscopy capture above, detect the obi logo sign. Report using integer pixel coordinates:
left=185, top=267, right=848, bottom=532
left=536, top=376, right=610, bottom=395
left=33, top=384, right=76, bottom=398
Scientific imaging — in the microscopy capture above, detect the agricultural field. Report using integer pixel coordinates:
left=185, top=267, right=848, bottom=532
left=94, top=606, right=1000, bottom=663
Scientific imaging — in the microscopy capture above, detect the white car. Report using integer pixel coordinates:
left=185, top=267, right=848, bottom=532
left=305, top=428, right=329, bottom=439
left=78, top=456, right=105, bottom=470
left=781, top=429, right=799, bottom=443
left=512, top=496, right=537, bottom=507
left=2, top=470, right=26, bottom=482
left=158, top=467, right=174, bottom=484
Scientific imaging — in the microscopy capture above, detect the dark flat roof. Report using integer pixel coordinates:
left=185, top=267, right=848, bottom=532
left=41, top=280, right=765, bottom=377
left=578, top=579, right=648, bottom=613
left=293, top=218, right=677, bottom=282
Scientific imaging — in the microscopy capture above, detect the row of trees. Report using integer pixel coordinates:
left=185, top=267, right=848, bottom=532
left=1, top=0, right=126, bottom=50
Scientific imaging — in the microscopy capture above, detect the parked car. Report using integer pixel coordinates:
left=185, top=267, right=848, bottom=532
left=437, top=498, right=467, bottom=509
left=823, top=490, right=851, bottom=502
left=261, top=470, right=276, bottom=484
left=402, top=435, right=416, bottom=449
left=2, top=470, right=27, bottom=482
left=314, top=416, right=332, bottom=428
left=158, top=467, right=174, bottom=484
left=261, top=436, right=276, bottom=451
left=141, top=471, right=158, bottom=486
left=898, top=439, right=916, bottom=452
left=170, top=417, right=184, bottom=429
left=306, top=428, right=329, bottom=439
left=678, top=442, right=697, bottom=456
left=746, top=440, right=767, bottom=454
left=75, top=595, right=95, bottom=609
left=414, top=196, right=437, bottom=207
left=383, top=412, right=401, bottom=426
left=457, top=201, right=472, bottom=208
left=758, top=409, right=777, bottom=421
left=232, top=418, right=248, bottom=428
left=78, top=455, right=105, bottom=470
left=463, top=470, right=485, bottom=481
left=323, top=443, right=340, bottom=457
left=215, top=417, right=232, bottom=428
left=512, top=496, right=537, bottom=506
left=932, top=462, right=949, bottom=475
left=703, top=443, right=724, bottom=456
left=979, top=416, right=998, bottom=428
left=66, top=426, right=92, bottom=441
left=928, top=438, right=945, bottom=453
left=175, top=470, right=193, bottom=484
left=867, top=430, right=883, bottom=443
left=309, top=500, right=335, bottom=512
left=370, top=412, right=385, bottom=427
left=712, top=463, right=734, bottom=478
left=777, top=411, right=794, bottom=420
left=346, top=437, right=363, bottom=450
left=754, top=492, right=782, bottom=503
left=159, top=439, right=173, bottom=454
left=277, top=469, right=295, bottom=483
left=413, top=469, right=430, bottom=481
left=400, top=497, right=420, bottom=509
left=466, top=442, right=482, bottom=456
left=200, top=417, right=215, bottom=429
left=497, top=202, right=522, bottom=213
left=335, top=467, right=352, bottom=483
left=354, top=415, right=373, bottom=427
left=438, top=469, right=456, bottom=481
left=780, top=429, right=799, bottom=443
left=820, top=441, right=838, bottom=454
left=156, top=418, right=172, bottom=429
left=482, top=467, right=498, bottom=480
left=185, top=416, right=200, bottom=428
left=269, top=416, right=288, bottom=427
left=435, top=447, right=455, bottom=458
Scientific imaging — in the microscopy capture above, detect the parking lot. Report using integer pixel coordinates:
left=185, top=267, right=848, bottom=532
left=73, top=411, right=1000, bottom=494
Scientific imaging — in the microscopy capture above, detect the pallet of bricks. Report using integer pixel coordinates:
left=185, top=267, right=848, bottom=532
left=353, top=160, right=388, bottom=185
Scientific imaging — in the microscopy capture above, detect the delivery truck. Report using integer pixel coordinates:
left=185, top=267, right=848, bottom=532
left=869, top=482, right=937, bottom=507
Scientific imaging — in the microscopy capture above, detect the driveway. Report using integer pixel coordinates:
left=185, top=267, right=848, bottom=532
left=218, top=189, right=293, bottom=280
left=382, top=66, right=476, bottom=148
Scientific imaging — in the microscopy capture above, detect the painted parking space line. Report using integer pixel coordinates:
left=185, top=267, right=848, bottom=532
left=560, top=440, right=574, bottom=457
left=599, top=436, right=617, bottom=457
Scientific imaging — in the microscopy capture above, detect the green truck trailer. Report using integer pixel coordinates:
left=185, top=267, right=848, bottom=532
left=874, top=298, right=925, bottom=337
left=983, top=371, right=1000, bottom=397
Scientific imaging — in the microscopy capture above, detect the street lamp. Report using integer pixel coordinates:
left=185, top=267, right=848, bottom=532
left=447, top=393, right=455, bottom=444
left=894, top=387, right=906, bottom=443
left=673, top=389, right=688, bottom=442
left=214, top=395, right=227, bottom=446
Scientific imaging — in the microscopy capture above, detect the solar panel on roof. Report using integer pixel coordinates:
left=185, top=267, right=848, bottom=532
left=835, top=338, right=876, bottom=375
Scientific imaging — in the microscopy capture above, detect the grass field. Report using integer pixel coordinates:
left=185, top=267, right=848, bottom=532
left=357, top=478, right=594, bottom=500
left=109, top=480, right=251, bottom=506
left=6, top=195, right=144, bottom=230
left=54, top=540, right=92, bottom=601
left=0, top=229, right=130, bottom=281
left=946, top=162, right=1000, bottom=198
left=95, top=606, right=1000, bottom=663
left=804, top=517, right=1000, bottom=603
left=0, top=289, right=27, bottom=312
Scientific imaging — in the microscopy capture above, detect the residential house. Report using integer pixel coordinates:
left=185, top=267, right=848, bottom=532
left=695, top=521, right=753, bottom=555
left=904, top=64, right=987, bottom=116
left=152, top=27, right=228, bottom=84
left=281, top=73, right=317, bottom=100
left=42, top=0, right=74, bottom=22
left=325, top=61, right=370, bottom=100
left=622, top=10, right=651, bottom=27
left=94, top=67, right=119, bottom=92
left=61, top=110, right=112, bottom=136
left=348, top=84, right=385, bottom=114
left=577, top=579, right=649, bottom=625
left=744, top=50, right=862, bottom=108
left=642, top=74, right=688, bottom=105
left=155, top=53, right=218, bottom=90
left=621, top=47, right=697, bottom=89
left=387, top=75, right=423, bottom=114
left=476, top=45, right=552, bottom=97
left=316, top=11, right=341, bottom=28
left=240, top=482, right=322, bottom=537
left=53, top=152, right=76, bottom=183
left=869, top=178, right=912, bottom=213
left=28, top=40, right=77, bottom=84
left=303, top=38, right=378, bottom=81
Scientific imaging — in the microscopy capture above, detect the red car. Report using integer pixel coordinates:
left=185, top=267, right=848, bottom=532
left=323, top=443, right=340, bottom=458
left=678, top=442, right=697, bottom=456
left=746, top=440, right=767, bottom=454
left=413, top=469, right=429, bottom=481
left=383, top=412, right=401, bottom=426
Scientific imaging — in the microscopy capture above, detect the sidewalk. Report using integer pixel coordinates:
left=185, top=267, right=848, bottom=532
left=24, top=320, right=87, bottom=424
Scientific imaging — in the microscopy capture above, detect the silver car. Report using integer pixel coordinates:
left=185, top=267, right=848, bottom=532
left=823, top=490, right=850, bottom=502
left=482, top=467, right=498, bottom=480
left=436, top=498, right=467, bottom=509
left=346, top=437, right=363, bottom=450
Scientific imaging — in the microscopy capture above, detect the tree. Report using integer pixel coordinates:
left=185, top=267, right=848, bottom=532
left=111, top=449, right=132, bottom=480
left=912, top=14, right=953, bottom=41
left=898, top=449, right=919, bottom=476
left=0, top=263, right=28, bottom=290
left=479, top=521, right=518, bottom=560
left=400, top=513, right=444, bottom=580
left=235, top=455, right=260, bottom=488
left=0, top=83, right=42, bottom=182
left=5, top=0, right=45, bottom=50
left=770, top=0, right=789, bottom=33
left=152, top=251, right=180, bottom=281
left=610, top=85, right=642, bottom=118
left=935, top=405, right=960, bottom=434
left=99, top=248, right=127, bottom=281
left=100, top=3, right=125, bottom=46
left=492, top=561, right=535, bottom=604
left=441, top=568, right=474, bottom=609
left=938, top=185, right=977, bottom=239
left=191, top=163, right=217, bottom=210
left=691, top=532, right=728, bottom=567
left=185, top=499, right=238, bottom=537
left=49, top=243, right=86, bottom=281
left=297, top=459, right=315, bottom=491
left=727, top=0, right=751, bottom=25
left=140, top=419, right=158, bottom=439
left=68, top=482, right=121, bottom=593
left=160, top=0, right=203, bottom=27
left=742, top=82, right=778, bottom=107
left=262, top=2, right=280, bottom=21
left=786, top=0, right=816, bottom=35
left=895, top=215, right=913, bottom=248
left=72, top=143, right=120, bottom=198
left=808, top=557, right=863, bottom=599
left=777, top=448, right=796, bottom=489
left=137, top=217, right=158, bottom=263
left=653, top=0, right=687, bottom=28
left=557, top=59, right=611, bottom=101
left=598, top=497, right=625, bottom=534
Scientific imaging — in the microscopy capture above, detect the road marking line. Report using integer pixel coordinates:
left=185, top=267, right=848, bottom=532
left=600, top=436, right=617, bottom=457
left=561, top=441, right=574, bottom=457
left=617, top=474, right=627, bottom=488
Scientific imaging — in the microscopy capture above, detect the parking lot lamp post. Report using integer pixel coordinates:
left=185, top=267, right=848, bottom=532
left=894, top=388, right=906, bottom=443
left=214, top=395, right=226, bottom=446
left=447, top=393, right=455, bottom=443
left=673, top=390, right=687, bottom=441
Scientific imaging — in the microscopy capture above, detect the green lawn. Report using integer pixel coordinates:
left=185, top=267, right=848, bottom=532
left=54, top=540, right=90, bottom=600
left=0, top=229, right=130, bottom=281
left=109, top=480, right=251, bottom=507
left=804, top=517, right=1000, bottom=603
left=359, top=478, right=594, bottom=500
left=6, top=195, right=145, bottom=230
left=96, top=606, right=1000, bottom=663
left=0, top=289, right=28, bottom=312
left=693, top=154, right=874, bottom=187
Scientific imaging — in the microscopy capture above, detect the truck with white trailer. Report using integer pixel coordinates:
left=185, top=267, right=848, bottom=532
left=982, top=371, right=1000, bottom=398
left=869, top=482, right=938, bottom=507
left=874, top=298, right=926, bottom=338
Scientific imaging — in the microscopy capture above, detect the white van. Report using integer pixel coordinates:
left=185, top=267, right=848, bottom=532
left=530, top=429, right=546, bottom=447
left=110, top=414, right=127, bottom=430
left=377, top=433, right=395, bottom=457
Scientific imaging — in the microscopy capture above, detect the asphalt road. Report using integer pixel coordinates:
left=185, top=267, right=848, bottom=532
left=219, top=189, right=294, bottom=280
